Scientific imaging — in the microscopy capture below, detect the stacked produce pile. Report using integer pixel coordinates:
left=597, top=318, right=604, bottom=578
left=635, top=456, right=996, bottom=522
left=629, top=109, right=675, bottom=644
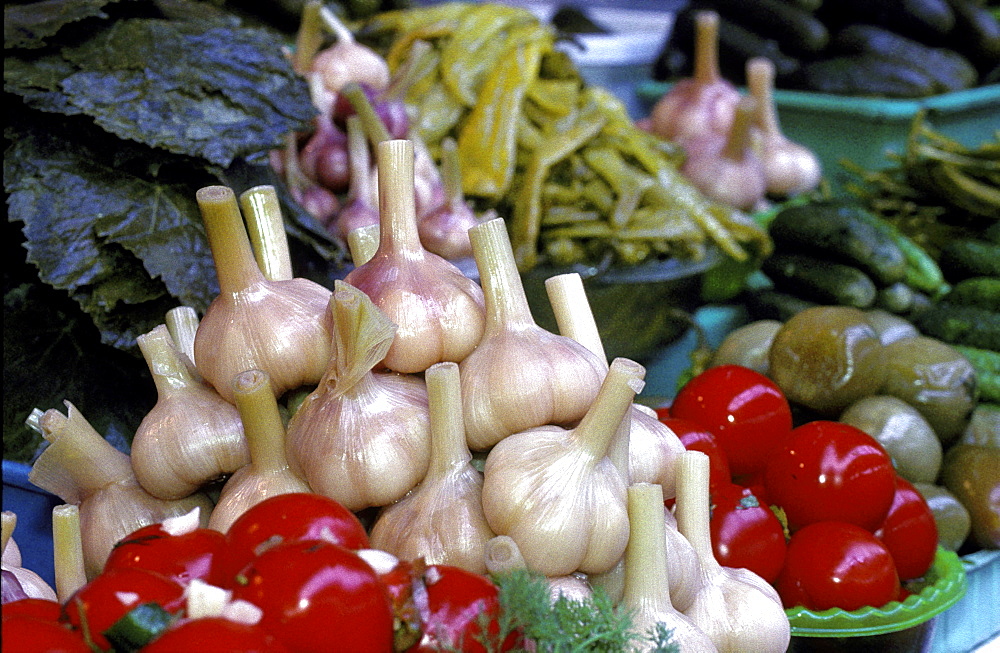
left=655, top=0, right=1000, bottom=95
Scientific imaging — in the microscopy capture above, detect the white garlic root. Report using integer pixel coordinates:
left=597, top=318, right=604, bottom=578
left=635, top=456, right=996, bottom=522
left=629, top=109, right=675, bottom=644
left=208, top=370, right=311, bottom=533
left=620, top=483, right=717, bottom=653
left=746, top=57, right=822, bottom=198
left=239, top=185, right=294, bottom=282
left=284, top=281, right=431, bottom=511
left=676, top=451, right=791, bottom=653
left=165, top=305, right=199, bottom=367
left=484, top=535, right=594, bottom=604
left=481, top=358, right=643, bottom=577
left=27, top=403, right=213, bottom=579
left=193, top=185, right=334, bottom=403
left=369, top=361, right=494, bottom=572
left=461, top=218, right=608, bottom=450
left=132, top=324, right=249, bottom=500
left=344, top=139, right=486, bottom=374
left=52, top=504, right=87, bottom=603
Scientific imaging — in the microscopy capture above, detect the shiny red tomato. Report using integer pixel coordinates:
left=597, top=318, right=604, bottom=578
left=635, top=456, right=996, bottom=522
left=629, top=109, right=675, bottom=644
left=231, top=540, right=394, bottom=653
left=660, top=417, right=732, bottom=496
left=63, top=567, right=186, bottom=651
left=141, top=617, right=289, bottom=653
left=105, top=520, right=228, bottom=586
left=709, top=483, right=787, bottom=584
left=764, top=421, right=897, bottom=532
left=1, top=614, right=91, bottom=653
left=223, top=492, right=370, bottom=583
left=0, top=597, right=63, bottom=622
left=775, top=521, right=900, bottom=611
left=669, top=365, right=793, bottom=477
left=875, top=476, right=939, bottom=581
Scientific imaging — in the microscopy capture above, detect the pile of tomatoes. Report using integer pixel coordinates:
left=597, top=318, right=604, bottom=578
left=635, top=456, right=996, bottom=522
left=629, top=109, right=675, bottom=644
left=658, top=364, right=940, bottom=613
left=1, top=493, right=518, bottom=653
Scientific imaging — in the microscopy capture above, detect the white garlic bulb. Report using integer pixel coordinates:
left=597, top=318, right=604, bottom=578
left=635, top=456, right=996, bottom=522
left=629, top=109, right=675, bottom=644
left=483, top=535, right=594, bottom=604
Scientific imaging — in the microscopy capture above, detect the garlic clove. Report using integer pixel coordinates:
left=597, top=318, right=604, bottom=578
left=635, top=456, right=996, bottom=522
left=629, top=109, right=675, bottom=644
left=132, top=324, right=250, bottom=500
left=369, top=361, right=494, bottom=573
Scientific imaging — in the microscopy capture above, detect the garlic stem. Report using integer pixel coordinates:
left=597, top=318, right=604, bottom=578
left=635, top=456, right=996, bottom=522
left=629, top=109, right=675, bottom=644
left=52, top=504, right=87, bottom=603
left=140, top=324, right=199, bottom=395
left=484, top=535, right=528, bottom=575
left=239, top=185, right=294, bottom=282
left=575, top=358, right=645, bottom=460
left=470, top=217, right=536, bottom=332
left=693, top=11, right=723, bottom=85
left=197, top=186, right=266, bottom=295
left=676, top=450, right=715, bottom=564
left=746, top=58, right=781, bottom=137
left=622, top=483, right=673, bottom=606
left=342, top=82, right=392, bottom=144
left=1, top=512, right=14, bottom=557
left=721, top=98, right=757, bottom=162
left=375, top=139, right=422, bottom=255
left=293, top=0, right=325, bottom=74
left=544, top=273, right=607, bottom=363
left=347, top=224, right=380, bottom=266
left=439, top=137, right=464, bottom=209
left=424, top=361, right=473, bottom=477
left=165, top=306, right=199, bottom=365
left=233, top=370, right=292, bottom=474
left=319, top=4, right=357, bottom=46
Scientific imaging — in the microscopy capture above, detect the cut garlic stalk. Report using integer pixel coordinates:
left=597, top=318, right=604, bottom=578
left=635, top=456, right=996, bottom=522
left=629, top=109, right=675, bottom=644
left=484, top=535, right=593, bottom=604
left=27, top=403, right=213, bottom=579
left=676, top=451, right=790, bottom=653
left=344, top=139, right=486, bottom=373
left=193, top=185, right=334, bottom=403
left=132, top=324, right=250, bottom=500
left=370, top=361, right=493, bottom=571
left=620, top=483, right=717, bottom=653
left=285, top=281, right=431, bottom=511
left=52, top=504, right=87, bottom=603
left=208, top=370, right=311, bottom=533
left=462, top=219, right=608, bottom=450
left=481, top=358, right=642, bottom=577
left=347, top=224, right=381, bottom=268
left=239, top=185, right=294, bottom=282
left=165, top=305, right=199, bottom=367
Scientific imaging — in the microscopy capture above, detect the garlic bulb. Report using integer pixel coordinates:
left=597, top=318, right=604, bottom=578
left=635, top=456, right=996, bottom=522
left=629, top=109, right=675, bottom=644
left=208, top=370, right=312, bottom=533
left=239, top=185, right=294, bottom=282
left=311, top=4, right=390, bottom=95
left=27, top=403, right=213, bottom=579
left=481, top=358, right=642, bottom=577
left=676, top=451, right=790, bottom=653
left=619, top=483, right=717, bottom=653
left=2, top=512, right=57, bottom=603
left=284, top=281, right=431, bottom=511
left=417, top=137, right=477, bottom=260
left=52, top=504, right=87, bottom=603
left=545, top=273, right=683, bottom=498
left=746, top=57, right=822, bottom=198
left=344, top=139, right=486, bottom=373
left=193, top=185, right=334, bottom=403
left=462, top=218, right=608, bottom=450
left=132, top=324, right=249, bottom=500
left=369, top=361, right=494, bottom=572
left=484, top=535, right=594, bottom=604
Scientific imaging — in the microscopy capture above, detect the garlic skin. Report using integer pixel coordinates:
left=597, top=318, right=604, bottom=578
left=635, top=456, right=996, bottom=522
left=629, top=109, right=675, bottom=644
left=620, top=483, right=717, bottom=653
left=369, top=362, right=494, bottom=573
left=746, top=57, right=822, bottom=198
left=27, top=404, right=213, bottom=579
left=462, top=219, right=608, bottom=450
left=345, top=139, right=486, bottom=374
left=208, top=370, right=312, bottom=534
left=676, top=451, right=790, bottom=653
left=481, top=358, right=643, bottom=577
left=132, top=324, right=249, bottom=500
left=193, top=185, right=334, bottom=403
left=285, top=281, right=431, bottom=511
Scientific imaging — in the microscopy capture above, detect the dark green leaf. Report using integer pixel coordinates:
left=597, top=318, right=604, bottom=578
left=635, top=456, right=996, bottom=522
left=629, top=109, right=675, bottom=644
left=3, top=0, right=116, bottom=50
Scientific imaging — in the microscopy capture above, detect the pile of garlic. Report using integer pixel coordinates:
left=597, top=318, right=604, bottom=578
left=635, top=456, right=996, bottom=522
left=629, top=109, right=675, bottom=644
left=25, top=138, right=789, bottom=653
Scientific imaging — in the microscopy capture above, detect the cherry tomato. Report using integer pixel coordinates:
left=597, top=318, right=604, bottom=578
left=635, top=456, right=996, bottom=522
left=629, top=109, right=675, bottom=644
left=1, top=614, right=91, bottom=653
left=223, top=492, right=370, bottom=583
left=660, top=417, right=732, bottom=496
left=669, top=365, right=793, bottom=477
left=875, top=476, right=939, bottom=581
left=368, top=555, right=422, bottom=651
left=410, top=564, right=519, bottom=653
left=709, top=483, right=787, bottom=584
left=775, top=521, right=900, bottom=612
left=231, top=540, right=394, bottom=653
left=105, top=520, right=228, bottom=586
left=63, top=567, right=186, bottom=651
left=141, top=617, right=289, bottom=653
left=0, top=597, right=63, bottom=622
left=764, top=421, right=897, bottom=532
left=654, top=405, right=671, bottom=420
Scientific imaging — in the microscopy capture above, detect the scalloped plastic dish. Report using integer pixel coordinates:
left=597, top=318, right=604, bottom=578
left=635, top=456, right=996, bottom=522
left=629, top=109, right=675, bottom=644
left=787, top=547, right=966, bottom=640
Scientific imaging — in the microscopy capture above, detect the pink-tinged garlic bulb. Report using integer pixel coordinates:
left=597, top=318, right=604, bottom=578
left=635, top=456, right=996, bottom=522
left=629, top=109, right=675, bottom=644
left=285, top=281, right=431, bottom=511
left=481, top=358, right=643, bottom=577
left=461, top=218, right=608, bottom=450
left=649, top=10, right=741, bottom=147
left=207, top=370, right=312, bottom=534
left=344, top=139, right=486, bottom=374
left=193, top=185, right=334, bottom=403
left=27, top=404, right=213, bottom=579
left=2, top=512, right=57, bottom=603
left=418, top=137, right=477, bottom=260
left=131, top=324, right=249, bottom=500
left=745, top=57, right=822, bottom=198
left=369, top=361, right=493, bottom=572
left=311, top=4, right=390, bottom=96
